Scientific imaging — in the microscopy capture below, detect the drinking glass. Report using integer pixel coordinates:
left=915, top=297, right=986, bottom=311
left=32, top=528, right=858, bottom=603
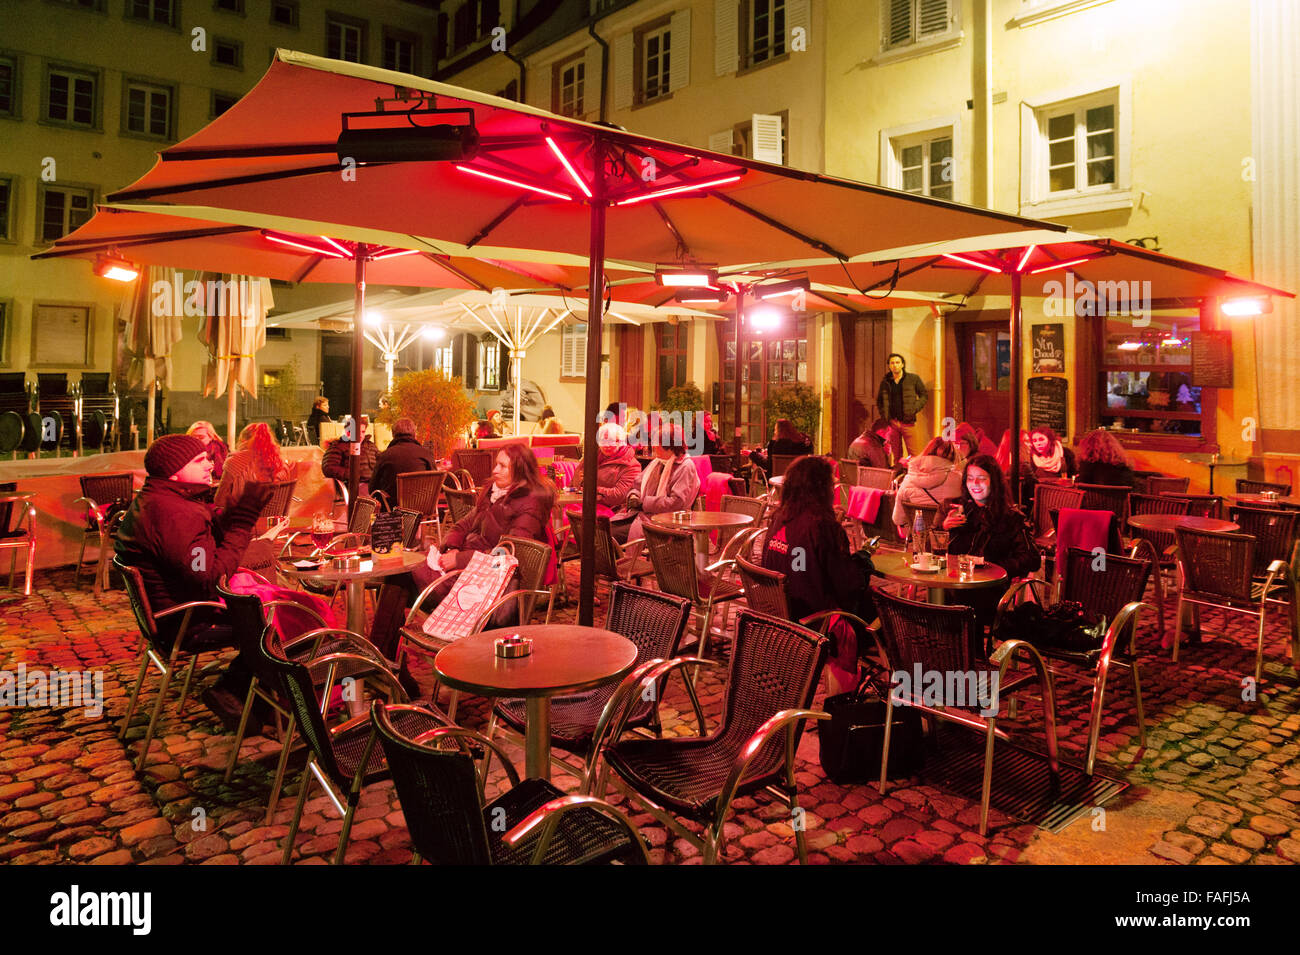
left=310, top=514, right=335, bottom=552
left=929, top=529, right=949, bottom=558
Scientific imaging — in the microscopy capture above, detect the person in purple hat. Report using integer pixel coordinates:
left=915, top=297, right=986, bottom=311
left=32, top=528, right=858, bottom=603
left=115, top=433, right=272, bottom=647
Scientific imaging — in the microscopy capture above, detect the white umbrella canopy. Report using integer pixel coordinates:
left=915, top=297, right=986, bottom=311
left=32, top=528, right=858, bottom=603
left=119, top=265, right=186, bottom=445
left=196, top=273, right=274, bottom=445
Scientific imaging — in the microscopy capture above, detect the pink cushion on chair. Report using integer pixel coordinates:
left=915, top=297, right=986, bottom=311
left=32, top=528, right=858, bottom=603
left=703, top=472, right=733, bottom=512
left=1055, top=508, right=1113, bottom=589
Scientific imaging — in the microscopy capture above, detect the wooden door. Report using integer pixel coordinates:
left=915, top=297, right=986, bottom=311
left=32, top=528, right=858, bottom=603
left=617, top=324, right=644, bottom=410
left=957, top=321, right=1011, bottom=443
left=834, top=312, right=889, bottom=454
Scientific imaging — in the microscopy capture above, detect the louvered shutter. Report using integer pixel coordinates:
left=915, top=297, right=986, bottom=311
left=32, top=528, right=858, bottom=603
left=714, top=0, right=738, bottom=76
left=613, top=32, right=634, bottom=110
left=919, top=0, right=951, bottom=38
left=708, top=129, right=734, bottom=154
left=751, top=113, right=783, bottom=164
left=669, top=9, right=690, bottom=92
left=584, top=44, right=603, bottom=117
left=786, top=0, right=809, bottom=48
left=562, top=323, right=588, bottom=378
left=886, top=0, right=912, bottom=47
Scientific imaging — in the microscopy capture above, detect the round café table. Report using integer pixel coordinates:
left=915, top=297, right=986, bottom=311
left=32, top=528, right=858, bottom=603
left=434, top=625, right=637, bottom=780
left=1180, top=453, right=1247, bottom=494
left=650, top=510, right=753, bottom=569
left=872, top=550, right=1007, bottom=605
left=1230, top=493, right=1300, bottom=510
left=1127, top=514, right=1239, bottom=535
left=278, top=550, right=425, bottom=634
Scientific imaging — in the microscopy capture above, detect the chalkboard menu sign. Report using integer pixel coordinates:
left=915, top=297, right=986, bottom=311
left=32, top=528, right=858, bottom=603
left=1190, top=331, right=1233, bottom=387
left=1028, top=376, right=1069, bottom=434
left=369, top=511, right=405, bottom=553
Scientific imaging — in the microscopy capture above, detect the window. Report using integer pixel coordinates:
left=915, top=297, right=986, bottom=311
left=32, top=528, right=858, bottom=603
left=887, top=127, right=954, bottom=200
left=0, top=301, right=8, bottom=365
left=383, top=29, right=418, bottom=73
left=0, top=54, right=17, bottom=118
left=0, top=177, right=13, bottom=241
left=44, top=65, right=97, bottom=128
left=1099, top=312, right=1204, bottom=438
left=494, top=80, right=518, bottom=101
left=270, top=1, right=298, bottom=27
left=214, top=0, right=243, bottom=12
left=882, top=0, right=954, bottom=50
left=264, top=327, right=289, bottom=341
left=477, top=336, right=501, bottom=391
left=431, top=339, right=454, bottom=377
left=718, top=112, right=785, bottom=164
left=127, top=0, right=177, bottom=26
left=38, top=184, right=94, bottom=243
left=123, top=80, right=172, bottom=138
left=745, top=0, right=785, bottom=66
left=1022, top=83, right=1130, bottom=216
left=655, top=323, right=687, bottom=404
left=638, top=21, right=671, bottom=104
left=52, top=0, right=105, bottom=9
left=213, top=38, right=243, bottom=68
left=552, top=53, right=585, bottom=118
left=718, top=316, right=807, bottom=447
left=561, top=323, right=587, bottom=379
left=451, top=0, right=499, bottom=50
left=211, top=91, right=238, bottom=117
left=31, top=304, right=92, bottom=367
left=327, top=14, right=366, bottom=63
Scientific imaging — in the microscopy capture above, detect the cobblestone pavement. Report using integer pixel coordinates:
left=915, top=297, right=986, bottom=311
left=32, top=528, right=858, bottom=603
left=1, top=565, right=1298, bottom=865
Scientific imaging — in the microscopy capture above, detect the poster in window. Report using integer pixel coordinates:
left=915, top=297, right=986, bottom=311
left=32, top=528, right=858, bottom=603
left=1032, top=323, right=1065, bottom=374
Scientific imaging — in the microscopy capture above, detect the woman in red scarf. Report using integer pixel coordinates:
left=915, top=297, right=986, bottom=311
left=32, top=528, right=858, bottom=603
left=573, top=422, right=641, bottom=509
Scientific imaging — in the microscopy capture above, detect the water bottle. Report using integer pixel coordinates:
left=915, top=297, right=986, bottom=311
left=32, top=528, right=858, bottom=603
left=910, top=511, right=926, bottom=561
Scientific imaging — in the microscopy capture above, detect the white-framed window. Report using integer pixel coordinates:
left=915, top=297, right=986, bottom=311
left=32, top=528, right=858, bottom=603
left=615, top=10, right=688, bottom=111
left=383, top=30, right=418, bottom=73
left=881, top=120, right=959, bottom=201
left=44, top=64, right=97, bottom=128
left=641, top=22, right=671, bottom=103
left=127, top=0, right=177, bottom=27
left=746, top=0, right=786, bottom=66
left=883, top=0, right=956, bottom=50
left=561, top=323, right=587, bottom=379
left=1021, top=81, right=1132, bottom=217
left=270, top=0, right=299, bottom=27
left=327, top=14, right=366, bottom=63
left=712, top=112, right=785, bottom=164
left=478, top=336, right=501, bottom=391
left=553, top=53, right=584, bottom=118
left=123, top=80, right=172, bottom=138
left=431, top=340, right=454, bottom=377
left=0, top=176, right=14, bottom=242
left=38, top=183, right=94, bottom=243
left=31, top=304, right=92, bottom=367
left=0, top=53, right=18, bottom=119
left=213, top=37, right=243, bottom=69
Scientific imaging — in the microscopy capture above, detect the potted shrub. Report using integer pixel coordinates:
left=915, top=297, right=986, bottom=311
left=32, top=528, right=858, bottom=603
left=390, top=369, right=477, bottom=460
left=763, top=383, right=821, bottom=442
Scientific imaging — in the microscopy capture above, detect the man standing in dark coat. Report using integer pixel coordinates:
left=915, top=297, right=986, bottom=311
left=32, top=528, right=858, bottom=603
left=876, top=353, right=929, bottom=461
left=371, top=417, right=436, bottom=505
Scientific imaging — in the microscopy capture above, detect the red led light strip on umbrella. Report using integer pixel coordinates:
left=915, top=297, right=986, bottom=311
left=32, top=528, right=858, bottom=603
left=456, top=165, right=576, bottom=201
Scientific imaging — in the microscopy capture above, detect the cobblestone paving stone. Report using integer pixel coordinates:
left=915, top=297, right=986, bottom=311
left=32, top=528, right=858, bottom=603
left=1, top=565, right=1297, bottom=865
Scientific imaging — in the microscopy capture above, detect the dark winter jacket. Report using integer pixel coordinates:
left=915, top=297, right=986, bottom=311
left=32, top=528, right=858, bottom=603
left=947, top=501, right=1040, bottom=579
left=306, top=407, right=332, bottom=444
left=749, top=437, right=814, bottom=478
left=876, top=371, right=928, bottom=424
left=115, top=477, right=271, bottom=641
left=371, top=435, right=436, bottom=505
left=848, top=430, right=891, bottom=468
left=573, top=445, right=642, bottom=508
left=762, top=510, right=870, bottom=622
left=322, top=436, right=379, bottom=484
left=1076, top=460, right=1136, bottom=489
left=441, top=482, right=554, bottom=571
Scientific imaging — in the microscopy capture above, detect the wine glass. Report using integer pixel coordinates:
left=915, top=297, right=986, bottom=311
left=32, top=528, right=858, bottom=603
left=310, top=514, right=335, bottom=553
left=929, top=529, right=949, bottom=559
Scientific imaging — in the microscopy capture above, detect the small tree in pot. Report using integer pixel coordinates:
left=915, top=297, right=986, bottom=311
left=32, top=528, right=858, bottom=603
left=763, top=383, right=821, bottom=444
left=390, top=369, right=477, bottom=460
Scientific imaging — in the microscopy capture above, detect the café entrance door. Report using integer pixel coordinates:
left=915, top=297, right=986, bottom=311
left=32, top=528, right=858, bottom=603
left=957, top=320, right=1010, bottom=445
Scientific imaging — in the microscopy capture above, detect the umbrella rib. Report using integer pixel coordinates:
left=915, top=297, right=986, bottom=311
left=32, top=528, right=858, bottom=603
left=161, top=143, right=338, bottom=160
left=108, top=161, right=355, bottom=203
left=425, top=253, right=490, bottom=291
left=35, top=224, right=253, bottom=254
left=711, top=193, right=849, bottom=260
left=466, top=196, right=529, bottom=249
left=650, top=201, right=693, bottom=261
left=482, top=259, right=572, bottom=291
left=294, top=257, right=324, bottom=284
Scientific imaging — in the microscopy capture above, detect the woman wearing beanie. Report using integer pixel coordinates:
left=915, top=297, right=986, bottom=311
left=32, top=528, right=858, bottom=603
left=115, top=433, right=273, bottom=647
left=573, top=422, right=642, bottom=509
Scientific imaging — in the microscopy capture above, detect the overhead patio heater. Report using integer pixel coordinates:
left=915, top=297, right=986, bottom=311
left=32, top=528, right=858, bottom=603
left=336, top=106, right=479, bottom=165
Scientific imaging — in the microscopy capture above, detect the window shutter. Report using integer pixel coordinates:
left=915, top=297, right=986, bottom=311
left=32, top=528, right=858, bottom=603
left=436, top=13, right=448, bottom=60
left=919, top=0, right=951, bottom=37
left=714, top=0, right=738, bottom=76
left=751, top=113, right=783, bottom=164
left=708, top=129, right=733, bottom=154
left=613, top=32, right=634, bottom=111
left=786, top=0, right=809, bottom=48
left=573, top=323, right=587, bottom=378
left=583, top=44, right=603, bottom=117
left=669, top=9, right=691, bottom=92
left=886, top=0, right=912, bottom=46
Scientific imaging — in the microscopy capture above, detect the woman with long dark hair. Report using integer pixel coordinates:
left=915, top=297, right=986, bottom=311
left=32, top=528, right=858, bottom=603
left=748, top=417, right=813, bottom=479
left=762, top=455, right=875, bottom=693
left=1075, top=428, right=1136, bottom=488
left=941, top=453, right=1039, bottom=625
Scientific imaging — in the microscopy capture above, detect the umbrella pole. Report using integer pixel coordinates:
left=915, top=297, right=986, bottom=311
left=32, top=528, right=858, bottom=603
left=1009, top=268, right=1023, bottom=506
left=731, top=289, right=745, bottom=460
left=350, top=247, right=368, bottom=514
left=578, top=136, right=607, bottom=627
left=227, top=382, right=238, bottom=449
left=146, top=380, right=156, bottom=446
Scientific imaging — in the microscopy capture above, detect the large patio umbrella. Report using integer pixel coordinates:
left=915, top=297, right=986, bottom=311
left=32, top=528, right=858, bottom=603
left=778, top=232, right=1294, bottom=498
left=105, top=49, right=1067, bottom=623
left=196, top=273, right=273, bottom=446
left=119, top=265, right=186, bottom=445
left=35, top=204, right=620, bottom=504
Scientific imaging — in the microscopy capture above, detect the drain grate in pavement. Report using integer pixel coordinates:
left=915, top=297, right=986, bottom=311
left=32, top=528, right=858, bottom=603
left=922, top=736, right=1128, bottom=833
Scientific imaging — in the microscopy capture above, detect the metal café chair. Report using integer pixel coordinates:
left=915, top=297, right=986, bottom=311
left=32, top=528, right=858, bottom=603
left=858, top=466, right=897, bottom=490
left=1237, top=478, right=1292, bottom=498
left=873, top=587, right=1058, bottom=835
left=451, top=448, right=494, bottom=487
left=74, top=472, right=135, bottom=590
left=838, top=459, right=859, bottom=486
left=588, top=609, right=831, bottom=864
left=1144, top=475, right=1190, bottom=496
left=641, top=521, right=744, bottom=663
left=1161, top=492, right=1223, bottom=519
left=396, top=469, right=449, bottom=543
left=1077, top=483, right=1132, bottom=534
left=0, top=496, right=37, bottom=596
left=443, top=486, right=477, bottom=526
left=373, top=701, right=649, bottom=865
left=995, top=547, right=1152, bottom=774
left=1172, top=526, right=1297, bottom=682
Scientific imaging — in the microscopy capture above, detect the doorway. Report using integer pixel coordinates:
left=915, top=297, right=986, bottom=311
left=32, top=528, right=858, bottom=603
left=833, top=312, right=889, bottom=453
left=957, top=321, right=1011, bottom=444
left=319, top=332, right=353, bottom=414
